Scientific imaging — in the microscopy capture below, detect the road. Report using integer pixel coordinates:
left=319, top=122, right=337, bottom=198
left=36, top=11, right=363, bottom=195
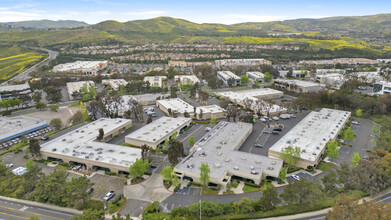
left=0, top=198, right=74, bottom=220
left=1, top=47, right=58, bottom=85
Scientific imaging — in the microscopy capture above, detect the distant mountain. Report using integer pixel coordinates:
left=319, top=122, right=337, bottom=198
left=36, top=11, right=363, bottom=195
left=3, top=20, right=89, bottom=29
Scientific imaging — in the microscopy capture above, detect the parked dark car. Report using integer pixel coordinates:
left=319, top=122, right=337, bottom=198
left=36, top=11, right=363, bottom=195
left=273, top=128, right=282, bottom=132
left=41, top=136, right=49, bottom=141
left=272, top=131, right=280, bottom=135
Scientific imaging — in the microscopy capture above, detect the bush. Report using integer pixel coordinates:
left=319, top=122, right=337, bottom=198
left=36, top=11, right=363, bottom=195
left=174, top=184, right=181, bottom=192
left=191, top=182, right=202, bottom=187
left=164, top=180, right=172, bottom=189
left=277, top=179, right=286, bottom=184
left=83, top=199, right=104, bottom=211
left=144, top=171, right=152, bottom=175
left=187, top=181, right=193, bottom=187
left=244, top=182, right=259, bottom=188
left=287, top=167, right=301, bottom=173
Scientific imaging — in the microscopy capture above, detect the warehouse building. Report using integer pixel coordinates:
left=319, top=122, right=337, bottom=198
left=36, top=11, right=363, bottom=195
left=217, top=88, right=286, bottom=116
left=268, top=108, right=351, bottom=169
left=0, top=116, right=48, bottom=144
left=66, top=81, right=95, bottom=100
left=144, top=76, right=167, bottom=88
left=246, top=72, right=264, bottom=83
left=217, top=71, right=241, bottom=86
left=373, top=81, right=391, bottom=95
left=174, top=75, right=200, bottom=85
left=316, top=74, right=345, bottom=89
left=0, top=83, right=31, bottom=101
left=40, top=118, right=139, bottom=173
left=274, top=79, right=322, bottom=93
left=102, top=79, right=128, bottom=91
left=52, top=61, right=108, bottom=75
left=174, top=121, right=283, bottom=190
left=156, top=98, right=226, bottom=120
left=125, top=117, right=192, bottom=149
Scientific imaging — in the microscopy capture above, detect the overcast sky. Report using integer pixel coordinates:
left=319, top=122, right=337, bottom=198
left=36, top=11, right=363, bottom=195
left=0, top=0, right=390, bottom=24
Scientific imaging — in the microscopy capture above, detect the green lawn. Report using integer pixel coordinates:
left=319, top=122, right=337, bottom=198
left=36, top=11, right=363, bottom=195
left=201, top=188, right=219, bottom=195
left=55, top=164, right=68, bottom=170
left=317, top=161, right=334, bottom=171
left=242, top=185, right=260, bottom=193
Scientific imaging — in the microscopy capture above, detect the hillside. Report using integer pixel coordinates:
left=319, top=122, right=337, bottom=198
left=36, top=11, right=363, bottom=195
left=3, top=20, right=89, bottom=29
left=0, top=14, right=390, bottom=59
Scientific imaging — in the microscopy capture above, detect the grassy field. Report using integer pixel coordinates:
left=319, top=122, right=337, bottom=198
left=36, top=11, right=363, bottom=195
left=0, top=46, right=46, bottom=82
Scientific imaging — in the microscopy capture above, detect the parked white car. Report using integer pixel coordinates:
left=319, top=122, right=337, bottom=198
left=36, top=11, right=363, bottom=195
left=291, top=174, right=300, bottom=181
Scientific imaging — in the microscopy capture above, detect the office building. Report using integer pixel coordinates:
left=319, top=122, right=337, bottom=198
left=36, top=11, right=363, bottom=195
left=143, top=76, right=167, bottom=88
left=52, top=61, right=108, bottom=75
left=0, top=116, right=48, bottom=144
left=246, top=72, right=264, bottom=83
left=174, top=75, right=200, bottom=85
left=274, top=79, right=321, bottom=93
left=102, top=79, right=128, bottom=91
left=0, top=83, right=31, bottom=101
left=217, top=71, right=240, bottom=86
left=66, top=81, right=95, bottom=100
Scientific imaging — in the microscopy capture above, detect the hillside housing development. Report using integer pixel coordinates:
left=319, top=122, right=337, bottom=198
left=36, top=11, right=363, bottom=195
left=0, top=116, right=48, bottom=144
left=66, top=81, right=95, bottom=100
left=125, top=117, right=192, bottom=149
left=52, top=61, right=108, bottom=75
left=0, top=83, right=31, bottom=101
left=40, top=118, right=140, bottom=173
left=174, top=121, right=283, bottom=189
left=215, top=58, right=272, bottom=67
left=268, top=108, right=351, bottom=169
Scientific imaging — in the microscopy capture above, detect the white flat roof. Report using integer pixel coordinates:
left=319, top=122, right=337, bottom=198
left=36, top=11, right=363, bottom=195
left=53, top=61, right=107, bottom=72
left=175, top=122, right=283, bottom=180
left=157, top=98, right=194, bottom=114
left=275, top=79, right=321, bottom=88
left=143, top=76, right=167, bottom=87
left=269, top=108, right=351, bottom=162
left=246, top=72, right=264, bottom=78
left=125, top=116, right=191, bottom=144
left=66, top=81, right=95, bottom=99
left=0, top=116, right=48, bottom=142
left=196, top=105, right=226, bottom=114
left=102, top=79, right=128, bottom=90
left=217, top=71, right=240, bottom=80
left=0, top=83, right=30, bottom=92
left=217, top=88, right=283, bottom=102
left=174, top=75, right=200, bottom=84
left=41, top=118, right=141, bottom=168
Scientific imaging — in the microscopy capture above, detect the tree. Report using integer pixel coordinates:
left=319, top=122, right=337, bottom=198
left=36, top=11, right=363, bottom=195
left=50, top=118, right=62, bottom=131
left=30, top=216, right=40, bottom=220
left=327, top=141, right=339, bottom=159
left=327, top=194, right=391, bottom=220
left=252, top=83, right=260, bottom=89
left=199, top=163, right=210, bottom=192
left=280, top=179, right=324, bottom=206
left=240, top=75, right=249, bottom=86
left=209, top=117, right=216, bottom=125
left=343, top=127, right=355, bottom=143
left=97, top=128, right=104, bottom=141
left=188, top=136, right=195, bottom=147
left=147, top=116, right=153, bottom=124
left=71, top=208, right=104, bottom=220
left=279, top=167, right=286, bottom=180
left=258, top=187, right=281, bottom=211
left=20, top=94, right=32, bottom=107
left=280, top=146, right=301, bottom=170
left=111, top=213, right=132, bottom=220
left=167, top=139, right=184, bottom=166
left=264, top=72, right=272, bottom=82
left=236, top=197, right=254, bottom=214
left=351, top=152, right=360, bottom=167
left=62, top=176, right=93, bottom=208
left=128, top=159, right=150, bottom=180
left=322, top=170, right=339, bottom=195
left=69, top=111, right=84, bottom=124
left=32, top=91, right=42, bottom=103
left=35, top=102, right=47, bottom=111
left=141, top=144, right=151, bottom=161
left=372, top=125, right=378, bottom=134
left=29, top=139, right=41, bottom=158
left=161, top=166, right=174, bottom=183
left=355, top=108, right=363, bottom=117
left=50, top=105, right=59, bottom=112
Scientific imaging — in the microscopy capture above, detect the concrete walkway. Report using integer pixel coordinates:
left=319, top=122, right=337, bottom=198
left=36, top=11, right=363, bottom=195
left=124, top=174, right=172, bottom=202
left=232, top=182, right=245, bottom=194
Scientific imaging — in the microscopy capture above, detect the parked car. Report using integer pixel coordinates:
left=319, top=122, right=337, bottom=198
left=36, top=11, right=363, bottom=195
left=260, top=118, right=267, bottom=123
left=41, top=136, right=49, bottom=141
left=272, top=116, right=279, bottom=121
left=352, top=121, right=360, bottom=125
left=358, top=86, right=367, bottom=90
left=103, top=191, right=115, bottom=201
left=291, top=174, right=300, bottom=181
left=5, top=164, right=13, bottom=168
left=273, top=128, right=282, bottom=132
left=290, top=114, right=297, bottom=118
left=205, top=127, right=211, bottom=132
left=147, top=111, right=157, bottom=117
left=263, top=130, right=272, bottom=134
left=254, top=144, right=263, bottom=148
left=272, top=131, right=280, bottom=135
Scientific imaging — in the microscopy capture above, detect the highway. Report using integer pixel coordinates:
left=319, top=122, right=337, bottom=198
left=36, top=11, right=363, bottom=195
left=1, top=47, right=58, bottom=85
left=0, top=198, right=75, bottom=220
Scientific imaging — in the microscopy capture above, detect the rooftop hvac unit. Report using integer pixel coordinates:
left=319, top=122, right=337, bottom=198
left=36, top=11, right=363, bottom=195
left=251, top=170, right=258, bottom=175
left=218, top=152, right=222, bottom=156
left=302, top=149, right=306, bottom=153
left=271, top=161, right=276, bottom=165
left=255, top=160, right=261, bottom=164
left=233, top=166, right=239, bottom=170
left=268, top=167, right=274, bottom=170
left=225, top=158, right=230, bottom=162
left=312, top=152, right=317, bottom=155
left=250, top=166, right=254, bottom=170
left=214, top=163, right=221, bottom=168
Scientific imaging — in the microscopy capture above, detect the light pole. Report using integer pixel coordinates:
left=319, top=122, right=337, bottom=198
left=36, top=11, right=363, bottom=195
left=199, top=199, right=202, bottom=220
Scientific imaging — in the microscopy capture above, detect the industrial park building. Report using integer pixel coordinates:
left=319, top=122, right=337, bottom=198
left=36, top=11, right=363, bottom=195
left=143, top=76, right=167, bottom=88
left=125, top=117, right=192, bottom=149
left=246, top=72, right=264, bottom=83
left=268, top=108, right=351, bottom=169
left=0, top=116, right=48, bottom=144
left=156, top=98, right=226, bottom=120
left=217, top=71, right=241, bottom=86
left=174, top=75, right=200, bottom=85
left=373, top=81, right=391, bottom=95
left=217, top=88, right=286, bottom=116
left=174, top=121, right=283, bottom=189
left=102, top=79, right=128, bottom=91
left=40, top=118, right=139, bottom=173
left=274, top=79, right=322, bottom=93
left=215, top=59, right=272, bottom=68
left=52, top=61, right=108, bottom=75
left=66, top=81, right=95, bottom=100
left=0, top=83, right=31, bottom=101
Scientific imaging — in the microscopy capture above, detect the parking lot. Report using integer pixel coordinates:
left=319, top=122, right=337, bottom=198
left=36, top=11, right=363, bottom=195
left=0, top=126, right=52, bottom=150
left=89, top=173, right=126, bottom=201
left=239, top=111, right=310, bottom=156
left=286, top=172, right=312, bottom=183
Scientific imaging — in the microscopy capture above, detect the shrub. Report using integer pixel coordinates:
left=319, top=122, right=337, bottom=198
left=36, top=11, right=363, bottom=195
left=187, top=182, right=193, bottom=187
left=174, top=184, right=181, bottom=192
left=244, top=182, right=259, bottom=188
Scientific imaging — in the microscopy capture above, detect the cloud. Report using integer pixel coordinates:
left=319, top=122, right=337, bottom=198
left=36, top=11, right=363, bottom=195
left=0, top=11, right=40, bottom=22
left=89, top=10, right=112, bottom=16
left=218, top=14, right=287, bottom=24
